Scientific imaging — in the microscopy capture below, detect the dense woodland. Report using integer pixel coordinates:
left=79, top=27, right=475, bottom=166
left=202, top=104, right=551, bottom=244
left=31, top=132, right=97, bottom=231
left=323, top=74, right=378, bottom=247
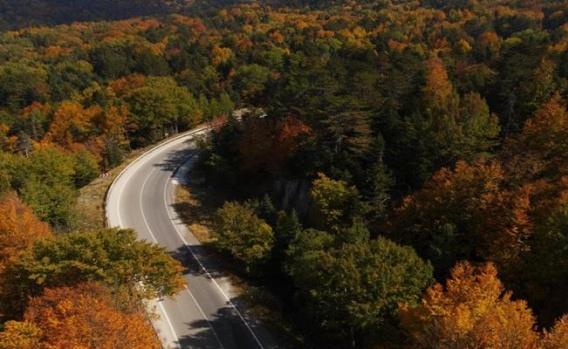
left=0, top=0, right=568, bottom=348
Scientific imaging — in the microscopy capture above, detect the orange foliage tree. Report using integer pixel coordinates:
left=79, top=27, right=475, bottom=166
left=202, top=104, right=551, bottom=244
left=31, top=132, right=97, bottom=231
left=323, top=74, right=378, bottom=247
left=0, top=192, right=53, bottom=320
left=389, top=161, right=532, bottom=275
left=400, top=262, right=540, bottom=349
left=0, top=321, right=41, bottom=349
left=43, top=101, right=101, bottom=151
left=237, top=116, right=310, bottom=176
left=502, top=93, right=568, bottom=184
left=0, top=192, right=52, bottom=263
left=542, top=315, right=568, bottom=349
left=23, top=282, right=161, bottom=349
left=421, top=55, right=499, bottom=163
left=89, top=104, right=130, bottom=167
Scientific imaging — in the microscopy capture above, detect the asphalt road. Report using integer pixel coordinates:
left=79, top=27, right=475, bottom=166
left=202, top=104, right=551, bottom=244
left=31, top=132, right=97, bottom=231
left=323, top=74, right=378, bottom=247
left=106, top=128, right=278, bottom=349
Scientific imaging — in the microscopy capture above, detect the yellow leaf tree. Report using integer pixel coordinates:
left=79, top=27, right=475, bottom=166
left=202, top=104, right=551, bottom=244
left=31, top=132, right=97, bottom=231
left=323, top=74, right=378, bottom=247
left=400, top=261, right=539, bottom=349
left=542, top=315, right=568, bottom=349
left=0, top=321, right=41, bottom=349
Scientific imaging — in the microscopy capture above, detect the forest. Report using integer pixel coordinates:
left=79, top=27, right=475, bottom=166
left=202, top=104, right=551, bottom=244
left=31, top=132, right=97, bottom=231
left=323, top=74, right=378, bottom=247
left=0, top=0, right=568, bottom=347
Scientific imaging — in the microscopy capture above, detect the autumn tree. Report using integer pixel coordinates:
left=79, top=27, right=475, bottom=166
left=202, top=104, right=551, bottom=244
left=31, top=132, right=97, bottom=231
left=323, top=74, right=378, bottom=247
left=126, top=76, right=201, bottom=145
left=400, top=262, right=539, bottom=349
left=0, top=321, right=41, bottom=349
left=43, top=101, right=101, bottom=150
left=15, top=228, right=184, bottom=304
left=23, top=282, right=161, bottom=349
left=502, top=93, right=568, bottom=183
left=10, top=146, right=79, bottom=229
left=92, top=104, right=130, bottom=169
left=237, top=115, right=310, bottom=177
left=388, top=160, right=532, bottom=277
left=213, top=201, right=274, bottom=275
left=421, top=56, right=499, bottom=166
left=286, top=230, right=433, bottom=347
left=0, top=191, right=52, bottom=261
left=0, top=192, right=52, bottom=320
left=542, top=315, right=568, bottom=349
left=11, top=102, right=51, bottom=144
left=310, top=172, right=361, bottom=232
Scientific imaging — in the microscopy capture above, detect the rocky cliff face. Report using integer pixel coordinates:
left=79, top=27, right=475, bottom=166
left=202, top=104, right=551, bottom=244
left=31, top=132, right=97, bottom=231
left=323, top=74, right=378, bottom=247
left=272, top=178, right=312, bottom=217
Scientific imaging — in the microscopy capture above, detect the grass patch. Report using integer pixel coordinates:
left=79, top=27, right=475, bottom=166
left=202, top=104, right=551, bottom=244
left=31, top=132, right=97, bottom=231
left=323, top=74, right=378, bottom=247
left=75, top=174, right=115, bottom=231
left=173, top=173, right=221, bottom=243
left=74, top=149, right=143, bottom=231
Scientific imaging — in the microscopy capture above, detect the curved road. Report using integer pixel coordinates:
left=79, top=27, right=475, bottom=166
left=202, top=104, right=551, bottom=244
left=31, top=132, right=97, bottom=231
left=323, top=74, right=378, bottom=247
left=106, top=128, right=278, bottom=349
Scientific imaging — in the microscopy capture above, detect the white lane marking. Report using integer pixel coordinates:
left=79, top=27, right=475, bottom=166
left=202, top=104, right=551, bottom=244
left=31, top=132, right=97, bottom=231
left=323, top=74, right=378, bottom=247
left=114, top=167, right=179, bottom=348
left=139, top=167, right=180, bottom=349
left=139, top=168, right=161, bottom=244
left=107, top=126, right=209, bottom=228
left=157, top=301, right=179, bottom=347
left=108, top=128, right=213, bottom=349
left=140, top=166, right=224, bottom=349
left=163, top=156, right=267, bottom=349
left=183, top=285, right=225, bottom=349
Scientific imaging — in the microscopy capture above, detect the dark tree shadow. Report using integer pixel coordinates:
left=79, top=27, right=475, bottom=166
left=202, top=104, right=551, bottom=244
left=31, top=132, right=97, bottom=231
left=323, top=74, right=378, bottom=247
left=153, top=139, right=198, bottom=173
left=178, top=298, right=278, bottom=349
left=173, top=244, right=229, bottom=280
left=167, top=245, right=279, bottom=348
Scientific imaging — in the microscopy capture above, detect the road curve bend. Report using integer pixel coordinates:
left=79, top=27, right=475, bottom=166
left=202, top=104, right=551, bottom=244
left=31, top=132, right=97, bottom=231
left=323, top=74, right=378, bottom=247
left=106, top=128, right=278, bottom=349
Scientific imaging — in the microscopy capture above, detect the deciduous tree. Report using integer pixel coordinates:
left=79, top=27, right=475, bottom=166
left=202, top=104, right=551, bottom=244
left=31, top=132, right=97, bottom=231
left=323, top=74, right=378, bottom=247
left=10, top=145, right=79, bottom=229
left=16, top=228, right=184, bottom=302
left=214, top=201, right=274, bottom=275
left=0, top=192, right=52, bottom=262
left=24, top=282, right=161, bottom=349
left=502, top=93, right=568, bottom=183
left=389, top=161, right=532, bottom=276
left=0, top=192, right=52, bottom=320
left=400, top=262, right=539, bottom=349
left=421, top=56, right=499, bottom=166
left=286, top=230, right=433, bottom=347
left=0, top=321, right=41, bottom=349
left=542, top=315, right=568, bottom=349
left=310, top=172, right=361, bottom=232
left=125, top=76, right=201, bottom=145
left=43, top=101, right=100, bottom=150
left=0, top=63, right=48, bottom=111
left=237, top=115, right=310, bottom=177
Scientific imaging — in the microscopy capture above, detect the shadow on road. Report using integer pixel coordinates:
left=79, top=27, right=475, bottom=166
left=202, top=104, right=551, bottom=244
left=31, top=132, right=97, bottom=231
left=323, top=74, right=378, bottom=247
left=167, top=245, right=275, bottom=349
left=178, top=298, right=271, bottom=349
left=153, top=139, right=198, bottom=172
left=172, top=245, right=229, bottom=280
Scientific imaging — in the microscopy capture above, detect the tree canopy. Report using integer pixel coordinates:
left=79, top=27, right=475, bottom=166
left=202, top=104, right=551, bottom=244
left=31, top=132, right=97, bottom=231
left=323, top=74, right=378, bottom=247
left=16, top=228, right=185, bottom=302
